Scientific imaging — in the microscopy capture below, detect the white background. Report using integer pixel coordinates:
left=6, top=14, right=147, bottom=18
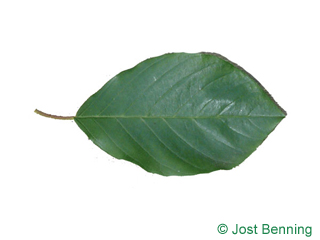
left=0, top=1, right=319, bottom=239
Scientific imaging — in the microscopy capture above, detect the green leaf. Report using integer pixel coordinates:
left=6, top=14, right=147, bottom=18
left=74, top=52, right=286, bottom=176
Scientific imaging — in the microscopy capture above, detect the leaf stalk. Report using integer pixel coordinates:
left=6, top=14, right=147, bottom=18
left=34, top=109, right=74, bottom=120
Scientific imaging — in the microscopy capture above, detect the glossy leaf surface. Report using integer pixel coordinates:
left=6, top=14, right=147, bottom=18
left=75, top=53, right=286, bottom=176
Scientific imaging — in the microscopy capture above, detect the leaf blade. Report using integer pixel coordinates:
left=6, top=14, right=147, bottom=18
left=75, top=52, right=286, bottom=176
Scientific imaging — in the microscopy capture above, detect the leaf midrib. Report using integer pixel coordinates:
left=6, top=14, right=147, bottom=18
left=75, top=115, right=284, bottom=119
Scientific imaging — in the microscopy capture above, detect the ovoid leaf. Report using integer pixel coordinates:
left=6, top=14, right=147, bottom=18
left=37, top=52, right=286, bottom=176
